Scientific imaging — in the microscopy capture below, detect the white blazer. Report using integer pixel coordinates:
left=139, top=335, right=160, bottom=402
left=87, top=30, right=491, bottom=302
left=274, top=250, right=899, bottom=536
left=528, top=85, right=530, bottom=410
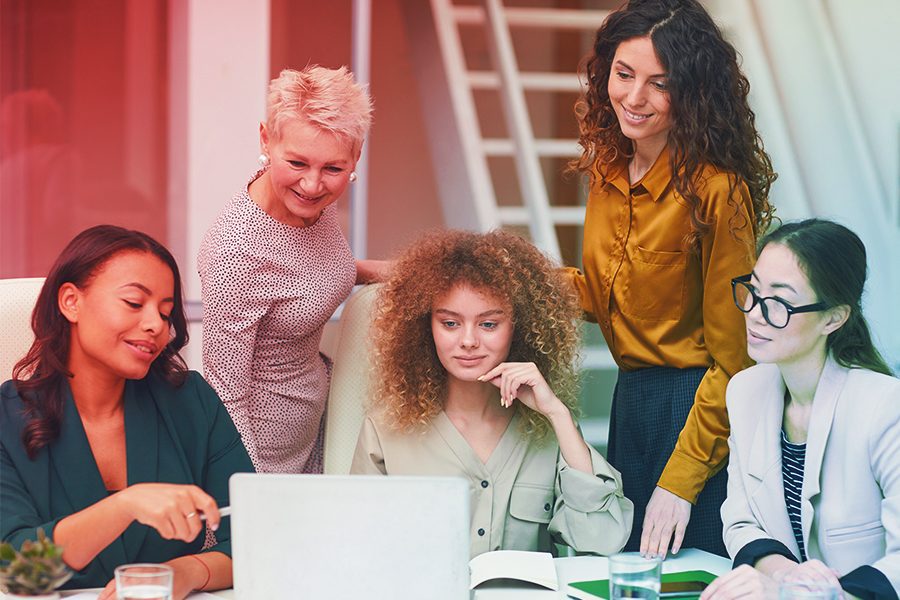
left=722, top=355, right=900, bottom=588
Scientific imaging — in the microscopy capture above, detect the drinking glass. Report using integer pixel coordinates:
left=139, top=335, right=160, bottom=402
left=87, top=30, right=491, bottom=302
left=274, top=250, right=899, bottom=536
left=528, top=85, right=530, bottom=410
left=114, top=563, right=174, bottom=600
left=779, top=580, right=841, bottom=600
left=608, top=554, right=662, bottom=600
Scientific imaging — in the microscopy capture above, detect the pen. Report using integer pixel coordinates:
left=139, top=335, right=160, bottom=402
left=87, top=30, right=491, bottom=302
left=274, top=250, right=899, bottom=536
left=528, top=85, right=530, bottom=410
left=199, top=506, right=231, bottom=521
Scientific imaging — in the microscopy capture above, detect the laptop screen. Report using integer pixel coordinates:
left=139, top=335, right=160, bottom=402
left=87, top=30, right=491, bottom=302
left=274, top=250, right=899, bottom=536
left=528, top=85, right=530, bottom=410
left=229, top=473, right=470, bottom=600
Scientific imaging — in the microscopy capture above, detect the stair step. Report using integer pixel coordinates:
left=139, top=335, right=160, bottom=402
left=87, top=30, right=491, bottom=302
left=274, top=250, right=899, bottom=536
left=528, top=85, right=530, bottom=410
left=482, top=137, right=581, bottom=157
left=468, top=70, right=584, bottom=92
left=498, top=205, right=585, bottom=226
left=453, top=6, right=610, bottom=30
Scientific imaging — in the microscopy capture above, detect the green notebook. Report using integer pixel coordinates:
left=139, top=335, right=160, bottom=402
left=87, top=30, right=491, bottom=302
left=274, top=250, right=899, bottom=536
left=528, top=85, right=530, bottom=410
left=567, top=569, right=718, bottom=600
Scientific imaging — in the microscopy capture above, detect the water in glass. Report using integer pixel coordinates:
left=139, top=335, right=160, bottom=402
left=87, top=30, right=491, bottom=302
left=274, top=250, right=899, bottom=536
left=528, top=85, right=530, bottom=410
left=609, top=554, right=662, bottom=600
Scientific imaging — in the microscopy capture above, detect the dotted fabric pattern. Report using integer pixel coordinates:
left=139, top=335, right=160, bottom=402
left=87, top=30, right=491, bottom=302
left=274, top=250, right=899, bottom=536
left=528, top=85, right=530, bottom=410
left=0, top=277, right=44, bottom=382
left=197, top=171, right=356, bottom=474
left=323, top=284, right=380, bottom=474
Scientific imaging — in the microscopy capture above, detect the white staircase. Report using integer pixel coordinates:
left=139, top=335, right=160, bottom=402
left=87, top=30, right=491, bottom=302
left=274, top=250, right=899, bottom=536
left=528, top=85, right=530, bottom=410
left=401, top=0, right=617, bottom=445
left=401, top=0, right=609, bottom=262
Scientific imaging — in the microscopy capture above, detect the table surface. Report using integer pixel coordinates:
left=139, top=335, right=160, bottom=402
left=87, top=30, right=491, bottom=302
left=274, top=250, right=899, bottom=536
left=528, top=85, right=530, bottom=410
left=31, top=549, right=729, bottom=599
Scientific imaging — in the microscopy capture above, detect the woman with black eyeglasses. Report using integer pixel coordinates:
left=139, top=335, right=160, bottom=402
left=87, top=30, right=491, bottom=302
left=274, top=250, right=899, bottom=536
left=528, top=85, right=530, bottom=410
left=700, top=219, right=899, bottom=600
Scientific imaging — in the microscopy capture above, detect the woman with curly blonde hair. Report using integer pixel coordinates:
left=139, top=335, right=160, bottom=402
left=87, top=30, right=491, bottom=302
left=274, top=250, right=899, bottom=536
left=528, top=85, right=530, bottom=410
left=351, top=230, right=633, bottom=557
left=564, top=0, right=777, bottom=558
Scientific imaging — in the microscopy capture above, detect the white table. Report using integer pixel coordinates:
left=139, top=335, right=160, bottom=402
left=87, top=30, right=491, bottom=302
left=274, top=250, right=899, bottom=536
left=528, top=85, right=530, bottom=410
left=41, top=549, right=729, bottom=599
left=473, top=549, right=731, bottom=599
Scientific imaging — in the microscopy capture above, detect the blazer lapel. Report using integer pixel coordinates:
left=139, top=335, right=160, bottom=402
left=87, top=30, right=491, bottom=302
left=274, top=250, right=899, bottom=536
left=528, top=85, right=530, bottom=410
left=747, top=368, right=801, bottom=559
left=122, top=379, right=159, bottom=560
left=49, top=385, right=128, bottom=578
left=801, top=356, right=846, bottom=552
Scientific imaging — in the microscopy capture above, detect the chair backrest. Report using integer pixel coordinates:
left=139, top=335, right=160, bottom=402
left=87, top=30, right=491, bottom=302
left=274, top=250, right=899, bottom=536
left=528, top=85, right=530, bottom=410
left=0, top=277, right=45, bottom=382
left=323, top=284, right=381, bottom=475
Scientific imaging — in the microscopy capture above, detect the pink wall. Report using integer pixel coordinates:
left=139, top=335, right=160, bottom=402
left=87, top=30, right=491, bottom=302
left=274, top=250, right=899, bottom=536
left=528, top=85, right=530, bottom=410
left=1, top=0, right=169, bottom=278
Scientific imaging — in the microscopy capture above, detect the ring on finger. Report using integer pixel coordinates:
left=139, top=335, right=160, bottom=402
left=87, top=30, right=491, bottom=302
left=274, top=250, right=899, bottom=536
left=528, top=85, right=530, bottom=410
left=185, top=511, right=197, bottom=519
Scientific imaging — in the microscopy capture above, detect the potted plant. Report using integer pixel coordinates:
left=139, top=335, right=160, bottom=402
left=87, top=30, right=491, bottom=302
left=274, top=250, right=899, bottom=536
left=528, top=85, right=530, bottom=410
left=0, top=529, right=72, bottom=599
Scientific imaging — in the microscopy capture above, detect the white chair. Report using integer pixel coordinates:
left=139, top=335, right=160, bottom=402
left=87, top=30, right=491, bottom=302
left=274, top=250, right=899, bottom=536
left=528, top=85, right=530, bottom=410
left=323, top=284, right=381, bottom=475
left=0, top=277, right=45, bottom=382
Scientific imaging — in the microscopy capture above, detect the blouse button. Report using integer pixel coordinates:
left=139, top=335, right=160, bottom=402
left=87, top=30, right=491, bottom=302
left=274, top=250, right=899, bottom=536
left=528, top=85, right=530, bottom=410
left=481, top=480, right=489, bottom=488
left=477, top=528, right=486, bottom=537
left=544, top=503, right=552, bottom=512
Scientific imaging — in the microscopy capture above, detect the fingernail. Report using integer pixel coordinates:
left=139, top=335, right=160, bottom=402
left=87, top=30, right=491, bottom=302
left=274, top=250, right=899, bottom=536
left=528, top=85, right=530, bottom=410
left=211, top=523, right=219, bottom=531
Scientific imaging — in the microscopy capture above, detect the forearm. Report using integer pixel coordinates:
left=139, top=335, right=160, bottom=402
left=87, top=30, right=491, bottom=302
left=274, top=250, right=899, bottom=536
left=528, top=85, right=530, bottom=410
left=53, top=493, right=134, bottom=570
left=547, top=407, right=593, bottom=474
left=755, top=554, right=799, bottom=578
left=355, top=259, right=392, bottom=284
left=167, top=551, right=232, bottom=592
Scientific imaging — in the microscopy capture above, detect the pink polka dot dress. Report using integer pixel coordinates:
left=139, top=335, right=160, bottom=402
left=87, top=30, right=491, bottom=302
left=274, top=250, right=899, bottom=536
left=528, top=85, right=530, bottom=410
left=197, top=170, right=356, bottom=473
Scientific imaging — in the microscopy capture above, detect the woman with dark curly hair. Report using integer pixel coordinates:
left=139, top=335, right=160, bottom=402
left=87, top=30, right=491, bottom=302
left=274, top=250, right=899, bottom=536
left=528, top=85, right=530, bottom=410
left=565, top=0, right=777, bottom=558
left=351, top=230, right=633, bottom=557
left=1, top=225, right=253, bottom=599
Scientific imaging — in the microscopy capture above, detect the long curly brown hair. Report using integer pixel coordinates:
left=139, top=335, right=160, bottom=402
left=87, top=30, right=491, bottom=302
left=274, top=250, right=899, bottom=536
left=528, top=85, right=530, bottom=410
left=571, top=0, right=776, bottom=247
left=372, top=229, right=582, bottom=441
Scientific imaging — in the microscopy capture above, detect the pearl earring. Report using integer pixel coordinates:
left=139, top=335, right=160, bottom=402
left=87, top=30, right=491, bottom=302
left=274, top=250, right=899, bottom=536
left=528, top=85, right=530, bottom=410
left=258, top=153, right=270, bottom=167
left=349, top=171, right=358, bottom=183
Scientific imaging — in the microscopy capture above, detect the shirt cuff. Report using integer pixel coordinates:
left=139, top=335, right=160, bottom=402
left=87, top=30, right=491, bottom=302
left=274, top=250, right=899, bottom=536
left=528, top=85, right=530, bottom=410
left=733, top=538, right=799, bottom=568
left=657, top=450, right=713, bottom=504
left=557, top=446, right=626, bottom=513
left=839, top=566, right=897, bottom=600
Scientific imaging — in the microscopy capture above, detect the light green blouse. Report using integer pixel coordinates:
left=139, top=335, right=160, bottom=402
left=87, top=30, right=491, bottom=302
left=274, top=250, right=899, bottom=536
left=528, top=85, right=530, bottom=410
left=351, top=410, right=633, bottom=557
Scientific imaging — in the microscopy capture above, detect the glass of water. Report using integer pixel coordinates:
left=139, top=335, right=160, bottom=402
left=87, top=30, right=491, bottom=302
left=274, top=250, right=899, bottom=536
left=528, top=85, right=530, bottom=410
left=779, top=580, right=841, bottom=600
left=609, top=553, right=662, bottom=600
left=114, top=563, right=174, bottom=600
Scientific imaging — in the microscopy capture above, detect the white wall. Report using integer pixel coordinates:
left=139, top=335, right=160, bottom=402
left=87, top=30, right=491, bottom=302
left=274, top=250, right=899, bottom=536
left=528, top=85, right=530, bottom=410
left=708, top=0, right=900, bottom=367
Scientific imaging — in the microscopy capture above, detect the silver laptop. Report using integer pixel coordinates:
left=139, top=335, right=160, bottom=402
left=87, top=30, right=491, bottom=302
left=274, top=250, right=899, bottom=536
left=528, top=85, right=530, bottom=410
left=229, top=474, right=470, bottom=599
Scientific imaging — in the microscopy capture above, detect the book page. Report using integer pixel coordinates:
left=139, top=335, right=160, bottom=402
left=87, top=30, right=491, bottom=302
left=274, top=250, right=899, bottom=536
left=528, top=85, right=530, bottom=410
left=469, top=550, right=558, bottom=590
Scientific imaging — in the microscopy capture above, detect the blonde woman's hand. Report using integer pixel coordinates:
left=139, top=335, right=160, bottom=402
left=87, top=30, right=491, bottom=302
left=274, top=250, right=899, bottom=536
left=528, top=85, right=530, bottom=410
left=115, top=483, right=220, bottom=543
left=478, top=362, right=566, bottom=417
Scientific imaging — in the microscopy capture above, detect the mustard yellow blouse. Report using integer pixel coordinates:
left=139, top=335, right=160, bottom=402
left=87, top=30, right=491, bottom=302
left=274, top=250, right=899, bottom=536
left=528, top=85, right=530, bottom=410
left=565, top=147, right=755, bottom=502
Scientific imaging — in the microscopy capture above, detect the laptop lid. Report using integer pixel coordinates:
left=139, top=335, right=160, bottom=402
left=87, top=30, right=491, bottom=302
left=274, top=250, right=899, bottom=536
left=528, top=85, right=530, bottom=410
left=230, top=473, right=470, bottom=600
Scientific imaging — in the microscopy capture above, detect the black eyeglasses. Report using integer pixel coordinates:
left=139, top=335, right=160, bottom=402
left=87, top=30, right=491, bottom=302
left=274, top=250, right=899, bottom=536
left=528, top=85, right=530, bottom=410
left=731, top=274, right=828, bottom=329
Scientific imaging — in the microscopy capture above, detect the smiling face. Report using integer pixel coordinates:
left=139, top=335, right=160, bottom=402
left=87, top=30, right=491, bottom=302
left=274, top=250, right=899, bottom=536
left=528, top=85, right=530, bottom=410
left=431, top=284, right=514, bottom=384
left=62, top=251, right=175, bottom=383
left=607, top=36, right=673, bottom=155
left=744, top=243, right=847, bottom=368
left=260, top=117, right=358, bottom=227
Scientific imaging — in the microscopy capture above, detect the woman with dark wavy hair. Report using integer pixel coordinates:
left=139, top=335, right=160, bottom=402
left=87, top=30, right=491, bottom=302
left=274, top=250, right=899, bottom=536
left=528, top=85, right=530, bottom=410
left=351, top=230, right=633, bottom=557
left=1, top=225, right=253, bottom=599
left=565, top=0, right=777, bottom=557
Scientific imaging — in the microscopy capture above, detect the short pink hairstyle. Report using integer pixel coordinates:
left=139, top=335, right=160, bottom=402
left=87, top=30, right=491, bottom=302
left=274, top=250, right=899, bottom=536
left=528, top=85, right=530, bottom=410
left=266, top=66, right=373, bottom=153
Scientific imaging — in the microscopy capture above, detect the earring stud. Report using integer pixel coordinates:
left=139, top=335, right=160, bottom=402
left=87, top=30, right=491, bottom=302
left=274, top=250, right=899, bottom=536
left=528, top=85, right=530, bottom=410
left=349, top=171, right=358, bottom=183
left=258, top=153, right=270, bottom=167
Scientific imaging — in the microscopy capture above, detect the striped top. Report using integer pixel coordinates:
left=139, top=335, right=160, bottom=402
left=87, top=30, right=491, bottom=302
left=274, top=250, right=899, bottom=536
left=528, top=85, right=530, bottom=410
left=781, top=430, right=807, bottom=561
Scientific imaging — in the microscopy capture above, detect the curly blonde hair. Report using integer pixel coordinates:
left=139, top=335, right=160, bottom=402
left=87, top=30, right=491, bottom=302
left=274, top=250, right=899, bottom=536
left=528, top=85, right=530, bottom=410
left=372, top=229, right=582, bottom=441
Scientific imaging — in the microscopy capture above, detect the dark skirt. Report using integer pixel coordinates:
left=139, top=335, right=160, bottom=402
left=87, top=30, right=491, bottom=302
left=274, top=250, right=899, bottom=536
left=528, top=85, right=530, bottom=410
left=607, top=366, right=728, bottom=557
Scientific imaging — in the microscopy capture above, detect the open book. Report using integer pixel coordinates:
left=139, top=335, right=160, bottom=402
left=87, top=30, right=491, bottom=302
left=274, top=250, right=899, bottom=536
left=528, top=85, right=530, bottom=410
left=469, top=550, right=558, bottom=590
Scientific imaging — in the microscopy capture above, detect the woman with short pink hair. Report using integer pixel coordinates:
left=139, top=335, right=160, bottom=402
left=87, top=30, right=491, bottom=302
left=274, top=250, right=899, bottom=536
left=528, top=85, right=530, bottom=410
left=198, top=65, right=387, bottom=474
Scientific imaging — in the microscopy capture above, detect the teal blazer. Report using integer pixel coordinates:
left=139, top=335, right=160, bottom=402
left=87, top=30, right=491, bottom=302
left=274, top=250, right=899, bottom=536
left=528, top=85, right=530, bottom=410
left=0, top=371, right=254, bottom=588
